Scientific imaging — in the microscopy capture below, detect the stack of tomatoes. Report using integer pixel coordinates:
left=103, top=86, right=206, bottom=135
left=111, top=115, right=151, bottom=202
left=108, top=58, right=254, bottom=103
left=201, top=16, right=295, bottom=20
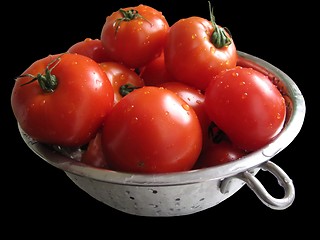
left=11, top=4, right=286, bottom=174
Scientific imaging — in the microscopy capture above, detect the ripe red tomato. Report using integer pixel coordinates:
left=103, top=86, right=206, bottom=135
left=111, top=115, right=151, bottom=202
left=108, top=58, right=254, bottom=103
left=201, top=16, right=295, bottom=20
left=164, top=15, right=237, bottom=91
left=193, top=138, right=247, bottom=169
left=81, top=130, right=109, bottom=169
left=101, top=86, right=203, bottom=173
left=204, top=66, right=286, bottom=152
left=100, top=4, right=169, bottom=69
left=11, top=53, right=114, bottom=147
left=139, top=51, right=177, bottom=86
left=67, top=38, right=112, bottom=63
left=159, top=81, right=211, bottom=149
left=99, top=61, right=145, bottom=105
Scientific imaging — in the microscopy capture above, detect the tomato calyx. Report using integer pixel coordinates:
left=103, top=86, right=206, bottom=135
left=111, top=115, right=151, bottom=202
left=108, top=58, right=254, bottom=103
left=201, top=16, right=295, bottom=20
left=114, top=8, right=152, bottom=35
left=18, top=54, right=62, bottom=93
left=119, top=83, right=141, bottom=97
left=208, top=1, right=232, bottom=48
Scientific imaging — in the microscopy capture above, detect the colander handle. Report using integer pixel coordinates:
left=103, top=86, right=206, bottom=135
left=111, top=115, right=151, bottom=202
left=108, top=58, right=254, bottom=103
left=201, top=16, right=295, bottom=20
left=223, top=161, right=295, bottom=210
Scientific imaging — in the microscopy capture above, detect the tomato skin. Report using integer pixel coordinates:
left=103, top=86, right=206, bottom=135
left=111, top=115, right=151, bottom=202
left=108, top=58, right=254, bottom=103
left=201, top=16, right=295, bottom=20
left=159, top=81, right=211, bottom=149
left=99, top=61, right=144, bottom=105
left=193, top=139, right=247, bottom=169
left=139, top=51, right=177, bottom=86
left=81, top=131, right=109, bottom=169
left=100, top=4, right=169, bottom=69
left=164, top=16, right=237, bottom=91
left=101, top=86, right=203, bottom=174
left=67, top=38, right=112, bottom=63
left=204, top=66, right=286, bottom=152
left=11, top=53, right=114, bottom=147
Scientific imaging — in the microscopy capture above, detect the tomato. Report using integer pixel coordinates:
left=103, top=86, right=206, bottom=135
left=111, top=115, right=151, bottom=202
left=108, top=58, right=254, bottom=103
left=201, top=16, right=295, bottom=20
left=101, top=86, right=203, bottom=173
left=139, top=51, right=177, bottom=86
left=99, top=61, right=144, bottom=105
left=193, top=138, right=247, bottom=169
left=159, top=81, right=211, bottom=149
left=193, top=122, right=247, bottom=168
left=81, top=130, right=109, bottom=169
left=164, top=10, right=237, bottom=91
left=204, top=66, right=286, bottom=152
left=11, top=53, right=114, bottom=147
left=100, top=4, right=169, bottom=69
left=67, top=38, right=112, bottom=63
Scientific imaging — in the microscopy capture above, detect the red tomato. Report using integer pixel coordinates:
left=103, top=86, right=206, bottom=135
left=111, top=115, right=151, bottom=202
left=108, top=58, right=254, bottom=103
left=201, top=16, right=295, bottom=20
left=164, top=15, right=237, bottom=91
left=100, top=4, right=169, bottom=69
left=81, top=131, right=109, bottom=169
left=204, top=66, right=286, bottom=152
left=11, top=53, right=114, bottom=147
left=159, top=81, right=211, bottom=149
left=139, top=51, right=177, bottom=86
left=99, top=61, right=145, bottom=105
left=193, top=138, right=247, bottom=169
left=101, top=86, right=203, bottom=173
left=67, top=38, right=112, bottom=63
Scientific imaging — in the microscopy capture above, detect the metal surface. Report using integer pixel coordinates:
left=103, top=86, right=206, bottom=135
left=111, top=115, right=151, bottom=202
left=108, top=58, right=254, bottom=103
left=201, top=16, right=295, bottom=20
left=18, top=51, right=306, bottom=216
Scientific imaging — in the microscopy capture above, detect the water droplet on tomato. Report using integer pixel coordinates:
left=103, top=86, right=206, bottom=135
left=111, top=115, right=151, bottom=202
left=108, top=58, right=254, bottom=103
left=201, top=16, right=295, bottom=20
left=120, top=74, right=125, bottom=80
left=241, top=92, right=248, bottom=99
left=276, top=113, right=282, bottom=119
left=182, top=104, right=190, bottom=111
left=125, top=105, right=135, bottom=113
left=95, top=79, right=102, bottom=87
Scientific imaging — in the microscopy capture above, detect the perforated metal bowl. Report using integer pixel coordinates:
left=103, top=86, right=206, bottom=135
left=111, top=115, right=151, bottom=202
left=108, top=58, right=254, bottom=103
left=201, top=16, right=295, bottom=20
left=18, top=51, right=306, bottom=217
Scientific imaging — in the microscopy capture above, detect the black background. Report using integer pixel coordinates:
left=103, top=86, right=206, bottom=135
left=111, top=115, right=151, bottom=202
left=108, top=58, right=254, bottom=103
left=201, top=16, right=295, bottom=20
left=2, top=0, right=315, bottom=237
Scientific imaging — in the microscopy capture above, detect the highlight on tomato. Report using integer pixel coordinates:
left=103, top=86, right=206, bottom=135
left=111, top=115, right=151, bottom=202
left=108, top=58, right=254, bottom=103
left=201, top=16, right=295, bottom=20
left=11, top=53, right=114, bottom=147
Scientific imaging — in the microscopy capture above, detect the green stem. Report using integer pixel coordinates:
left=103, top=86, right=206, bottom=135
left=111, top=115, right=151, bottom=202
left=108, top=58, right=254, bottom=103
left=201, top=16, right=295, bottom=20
left=208, top=1, right=232, bottom=48
left=119, top=83, right=141, bottom=97
left=114, top=8, right=152, bottom=35
left=18, top=54, right=63, bottom=93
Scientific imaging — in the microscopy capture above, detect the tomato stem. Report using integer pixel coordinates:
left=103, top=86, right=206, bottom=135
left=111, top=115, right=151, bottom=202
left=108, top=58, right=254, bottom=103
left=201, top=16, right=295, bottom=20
left=18, top=54, right=63, bottom=93
left=208, top=1, right=232, bottom=48
left=114, top=8, right=152, bottom=35
left=119, top=83, right=141, bottom=97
